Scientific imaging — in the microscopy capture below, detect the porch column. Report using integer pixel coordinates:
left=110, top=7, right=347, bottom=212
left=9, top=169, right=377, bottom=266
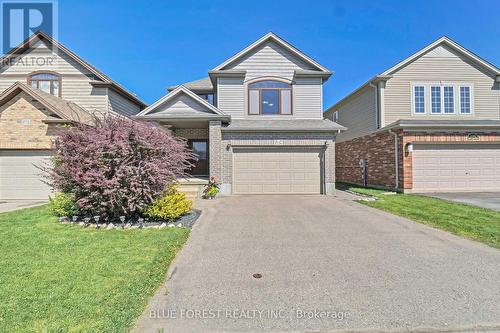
left=208, top=120, right=222, bottom=182
left=324, top=139, right=336, bottom=195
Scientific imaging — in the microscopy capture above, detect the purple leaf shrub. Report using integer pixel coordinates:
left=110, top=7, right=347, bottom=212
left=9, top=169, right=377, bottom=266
left=43, top=116, right=194, bottom=219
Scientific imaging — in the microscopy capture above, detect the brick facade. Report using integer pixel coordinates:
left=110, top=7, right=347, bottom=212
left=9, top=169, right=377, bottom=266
left=0, top=91, right=59, bottom=150
left=336, top=130, right=500, bottom=191
left=173, top=128, right=208, bottom=140
left=336, top=131, right=397, bottom=189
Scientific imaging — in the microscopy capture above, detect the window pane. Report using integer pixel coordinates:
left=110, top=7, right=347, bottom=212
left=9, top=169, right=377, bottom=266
left=444, top=86, right=454, bottom=113
left=431, top=86, right=441, bottom=113
left=30, top=80, right=37, bottom=88
left=248, top=80, right=290, bottom=89
left=414, top=86, right=425, bottom=113
left=261, top=90, right=279, bottom=114
left=31, top=73, right=58, bottom=79
left=53, top=81, right=59, bottom=96
left=38, top=80, right=51, bottom=93
left=192, top=141, right=207, bottom=160
left=280, top=89, right=291, bottom=114
left=249, top=90, right=260, bottom=114
left=460, top=87, right=471, bottom=114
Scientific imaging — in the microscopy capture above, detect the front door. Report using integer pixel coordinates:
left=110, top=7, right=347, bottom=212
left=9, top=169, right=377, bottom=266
left=188, top=140, right=209, bottom=176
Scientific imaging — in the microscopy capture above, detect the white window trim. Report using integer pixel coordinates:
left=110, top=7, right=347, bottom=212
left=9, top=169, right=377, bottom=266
left=459, top=85, right=474, bottom=114
left=410, top=82, right=474, bottom=116
left=411, top=84, right=426, bottom=115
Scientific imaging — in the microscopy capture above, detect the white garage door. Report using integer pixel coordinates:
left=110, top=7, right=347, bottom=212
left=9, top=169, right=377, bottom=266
left=0, top=150, right=53, bottom=200
left=412, top=144, right=500, bottom=192
left=233, top=147, right=322, bottom=194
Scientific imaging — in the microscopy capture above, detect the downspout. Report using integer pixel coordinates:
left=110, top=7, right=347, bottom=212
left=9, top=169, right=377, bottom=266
left=388, top=129, right=399, bottom=190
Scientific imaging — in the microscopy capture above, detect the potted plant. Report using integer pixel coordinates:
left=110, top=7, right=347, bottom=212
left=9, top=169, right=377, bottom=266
left=203, top=176, right=220, bottom=199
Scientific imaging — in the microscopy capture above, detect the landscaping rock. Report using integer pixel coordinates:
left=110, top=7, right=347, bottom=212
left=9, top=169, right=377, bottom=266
left=177, top=209, right=201, bottom=228
left=168, top=223, right=175, bottom=228
left=159, top=223, right=167, bottom=228
left=177, top=223, right=182, bottom=227
left=59, top=216, right=70, bottom=223
left=106, top=223, right=115, bottom=230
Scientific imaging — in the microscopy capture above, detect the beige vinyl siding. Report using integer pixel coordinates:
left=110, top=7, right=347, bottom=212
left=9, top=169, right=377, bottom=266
left=217, top=77, right=245, bottom=117
left=0, top=39, right=114, bottom=115
left=384, top=45, right=500, bottom=125
left=225, top=41, right=315, bottom=81
left=335, top=85, right=378, bottom=142
left=217, top=40, right=325, bottom=120
left=107, top=89, right=141, bottom=117
left=293, top=77, right=322, bottom=119
left=149, top=93, right=214, bottom=116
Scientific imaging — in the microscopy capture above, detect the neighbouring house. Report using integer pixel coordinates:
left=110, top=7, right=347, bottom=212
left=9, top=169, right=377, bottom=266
left=0, top=31, right=146, bottom=200
left=136, top=32, right=344, bottom=195
left=325, top=36, right=500, bottom=193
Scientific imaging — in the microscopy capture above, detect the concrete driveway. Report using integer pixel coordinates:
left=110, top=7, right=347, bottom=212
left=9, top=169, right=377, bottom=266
left=424, top=192, right=500, bottom=211
left=0, top=200, right=47, bottom=213
left=134, top=194, right=500, bottom=333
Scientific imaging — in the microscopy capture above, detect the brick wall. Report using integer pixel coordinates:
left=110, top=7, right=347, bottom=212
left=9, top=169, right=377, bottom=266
left=173, top=128, right=208, bottom=140
left=336, top=131, right=397, bottom=189
left=0, top=91, right=58, bottom=149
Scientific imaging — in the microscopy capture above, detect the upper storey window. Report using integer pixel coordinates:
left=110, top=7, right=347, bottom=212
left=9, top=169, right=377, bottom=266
left=248, top=80, right=291, bottom=115
left=28, top=72, right=61, bottom=97
left=198, top=93, right=214, bottom=105
left=412, top=83, right=473, bottom=115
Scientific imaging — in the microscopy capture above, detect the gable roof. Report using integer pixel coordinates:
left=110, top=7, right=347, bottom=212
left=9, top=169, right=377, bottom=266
left=0, top=82, right=94, bottom=124
left=136, top=85, right=228, bottom=120
left=212, top=32, right=331, bottom=73
left=381, top=36, right=500, bottom=76
left=325, top=36, right=500, bottom=116
left=0, top=31, right=146, bottom=108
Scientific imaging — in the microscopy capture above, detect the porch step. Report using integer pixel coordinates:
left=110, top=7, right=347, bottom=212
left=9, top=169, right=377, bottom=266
left=176, top=178, right=208, bottom=200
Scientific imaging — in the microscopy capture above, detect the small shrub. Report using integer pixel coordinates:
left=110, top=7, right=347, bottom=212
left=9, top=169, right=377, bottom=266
left=145, top=186, right=192, bottom=221
left=41, top=116, right=194, bottom=219
left=49, top=192, right=78, bottom=217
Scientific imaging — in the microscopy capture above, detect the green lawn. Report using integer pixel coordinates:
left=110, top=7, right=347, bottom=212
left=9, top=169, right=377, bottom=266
left=0, top=205, right=190, bottom=333
left=338, top=183, right=500, bottom=249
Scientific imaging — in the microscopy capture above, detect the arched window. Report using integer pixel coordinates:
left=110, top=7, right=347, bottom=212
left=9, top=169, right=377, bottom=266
left=27, top=72, right=61, bottom=96
left=248, top=80, right=291, bottom=115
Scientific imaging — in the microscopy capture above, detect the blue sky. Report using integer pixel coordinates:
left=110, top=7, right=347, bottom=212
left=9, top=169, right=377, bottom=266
left=57, top=0, right=500, bottom=108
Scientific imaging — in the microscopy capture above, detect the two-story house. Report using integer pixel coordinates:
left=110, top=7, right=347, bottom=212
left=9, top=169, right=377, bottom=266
left=325, top=37, right=500, bottom=193
left=0, top=31, right=146, bottom=200
left=137, top=32, right=343, bottom=195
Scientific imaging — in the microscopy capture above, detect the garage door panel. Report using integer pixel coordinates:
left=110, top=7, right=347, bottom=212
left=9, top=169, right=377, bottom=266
left=412, top=144, right=500, bottom=192
left=0, top=150, right=53, bottom=200
left=233, top=148, right=321, bottom=194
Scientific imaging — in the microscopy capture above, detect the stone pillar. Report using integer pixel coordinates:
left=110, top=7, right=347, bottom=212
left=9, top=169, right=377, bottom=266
left=324, top=139, right=336, bottom=195
left=208, top=120, right=222, bottom=182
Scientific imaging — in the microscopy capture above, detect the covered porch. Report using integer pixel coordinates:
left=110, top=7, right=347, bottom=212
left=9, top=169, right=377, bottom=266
left=134, top=86, right=230, bottom=198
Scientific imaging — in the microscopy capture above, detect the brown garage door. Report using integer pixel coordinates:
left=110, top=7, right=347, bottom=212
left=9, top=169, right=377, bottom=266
left=412, top=144, right=500, bottom=192
left=233, top=147, right=322, bottom=194
left=0, top=150, right=53, bottom=200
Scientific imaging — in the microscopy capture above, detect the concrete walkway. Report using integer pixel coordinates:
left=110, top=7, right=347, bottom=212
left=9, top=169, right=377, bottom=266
left=133, top=194, right=500, bottom=333
left=0, top=200, right=47, bottom=213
